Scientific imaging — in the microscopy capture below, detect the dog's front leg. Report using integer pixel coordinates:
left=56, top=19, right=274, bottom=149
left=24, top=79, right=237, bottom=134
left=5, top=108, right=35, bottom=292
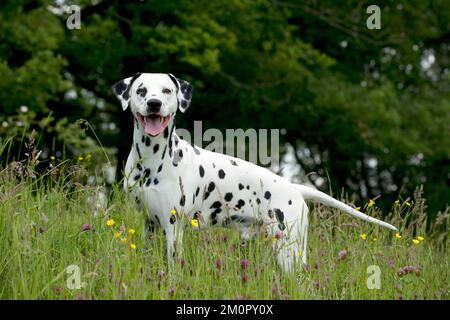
left=164, top=222, right=184, bottom=271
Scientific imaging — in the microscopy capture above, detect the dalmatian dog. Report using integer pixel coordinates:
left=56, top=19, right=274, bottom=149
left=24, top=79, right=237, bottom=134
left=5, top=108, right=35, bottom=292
left=113, top=73, right=397, bottom=272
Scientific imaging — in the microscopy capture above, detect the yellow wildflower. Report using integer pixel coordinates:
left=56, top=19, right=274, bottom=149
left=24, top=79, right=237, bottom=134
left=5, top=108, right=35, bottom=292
left=128, top=228, right=136, bottom=236
left=121, top=237, right=128, bottom=243
left=296, top=250, right=303, bottom=257
left=405, top=201, right=412, bottom=207
left=106, top=219, right=115, bottom=227
left=190, top=219, right=199, bottom=228
left=360, top=233, right=367, bottom=240
left=417, top=236, right=424, bottom=241
left=170, top=209, right=177, bottom=215
left=50, top=156, right=56, bottom=161
left=130, top=243, right=137, bottom=250
left=114, top=232, right=121, bottom=238
left=368, top=199, right=375, bottom=208
left=78, top=156, right=84, bottom=161
left=395, top=233, right=402, bottom=239
left=373, top=237, right=378, bottom=241
left=355, top=207, right=361, bottom=211
left=394, top=200, right=400, bottom=205
left=412, top=239, right=420, bottom=245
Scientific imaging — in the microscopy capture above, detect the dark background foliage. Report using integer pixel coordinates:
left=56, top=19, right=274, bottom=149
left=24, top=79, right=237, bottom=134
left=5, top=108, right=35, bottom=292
left=0, top=0, right=448, bottom=216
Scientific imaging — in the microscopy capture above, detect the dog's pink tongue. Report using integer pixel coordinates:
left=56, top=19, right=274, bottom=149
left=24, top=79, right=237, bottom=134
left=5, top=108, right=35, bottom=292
left=144, top=117, right=164, bottom=136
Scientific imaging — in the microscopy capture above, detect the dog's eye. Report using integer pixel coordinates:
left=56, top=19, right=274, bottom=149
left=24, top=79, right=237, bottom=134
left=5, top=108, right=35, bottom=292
left=162, top=88, right=172, bottom=94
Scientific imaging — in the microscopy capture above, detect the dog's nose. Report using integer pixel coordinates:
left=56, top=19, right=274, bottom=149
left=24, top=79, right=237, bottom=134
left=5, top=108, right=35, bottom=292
left=146, top=99, right=162, bottom=113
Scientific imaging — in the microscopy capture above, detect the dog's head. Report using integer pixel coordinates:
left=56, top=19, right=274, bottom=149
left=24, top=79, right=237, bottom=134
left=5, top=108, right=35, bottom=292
left=113, top=73, right=193, bottom=136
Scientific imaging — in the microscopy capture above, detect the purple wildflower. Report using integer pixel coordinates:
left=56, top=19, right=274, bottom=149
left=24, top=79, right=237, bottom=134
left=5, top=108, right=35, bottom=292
left=397, top=265, right=421, bottom=277
left=338, top=249, right=348, bottom=260
left=271, top=285, right=278, bottom=295
left=240, top=259, right=249, bottom=269
left=215, top=258, right=222, bottom=269
left=81, top=223, right=91, bottom=232
left=168, top=287, right=176, bottom=296
left=38, top=225, right=45, bottom=234
left=313, top=280, right=320, bottom=289
left=241, top=273, right=249, bottom=283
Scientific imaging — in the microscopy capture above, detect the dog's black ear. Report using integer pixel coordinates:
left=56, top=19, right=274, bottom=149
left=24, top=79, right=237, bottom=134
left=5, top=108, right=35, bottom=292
left=168, top=73, right=193, bottom=113
left=112, top=73, right=142, bottom=111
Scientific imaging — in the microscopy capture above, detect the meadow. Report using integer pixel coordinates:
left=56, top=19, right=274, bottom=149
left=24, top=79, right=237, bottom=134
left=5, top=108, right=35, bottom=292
left=0, top=144, right=448, bottom=300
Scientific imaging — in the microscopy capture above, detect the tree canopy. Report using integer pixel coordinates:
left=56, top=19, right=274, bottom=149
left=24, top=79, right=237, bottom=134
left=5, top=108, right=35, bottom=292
left=0, top=0, right=448, bottom=216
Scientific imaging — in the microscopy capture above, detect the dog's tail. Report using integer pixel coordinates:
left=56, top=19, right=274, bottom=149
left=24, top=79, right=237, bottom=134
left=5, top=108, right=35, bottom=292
left=297, top=185, right=397, bottom=231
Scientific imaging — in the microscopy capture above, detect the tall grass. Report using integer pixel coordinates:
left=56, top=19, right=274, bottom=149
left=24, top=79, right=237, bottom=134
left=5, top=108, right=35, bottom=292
left=0, top=140, right=448, bottom=300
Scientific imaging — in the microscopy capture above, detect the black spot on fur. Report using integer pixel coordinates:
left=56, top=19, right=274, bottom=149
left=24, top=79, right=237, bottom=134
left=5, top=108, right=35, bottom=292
left=207, top=182, right=215, bottom=192
left=145, top=178, right=151, bottom=187
left=145, top=137, right=151, bottom=147
left=224, top=192, right=233, bottom=202
left=238, top=183, right=244, bottom=190
left=288, top=200, right=292, bottom=205
left=135, top=143, right=142, bottom=159
left=199, top=165, right=205, bottom=178
left=203, top=191, right=210, bottom=201
left=210, top=201, right=222, bottom=209
left=256, top=198, right=261, bottom=204
left=154, top=178, right=159, bottom=185
left=163, top=127, right=169, bottom=138
left=236, top=199, right=245, bottom=209
left=195, top=187, right=200, bottom=197
left=170, top=215, right=176, bottom=224
left=161, top=146, right=167, bottom=159
left=264, top=191, right=271, bottom=200
left=230, top=160, right=238, bottom=166
left=218, top=169, right=225, bottom=179
left=114, top=80, right=127, bottom=96
left=278, top=223, right=286, bottom=231
left=134, top=174, right=140, bottom=181
left=246, top=185, right=250, bottom=190
left=268, top=209, right=274, bottom=219
left=141, top=135, right=145, bottom=143
left=143, top=168, right=150, bottom=178
left=274, top=209, right=285, bottom=223
left=178, top=149, right=183, bottom=158
left=157, top=164, right=163, bottom=173
left=137, top=163, right=142, bottom=171
left=153, top=144, right=159, bottom=153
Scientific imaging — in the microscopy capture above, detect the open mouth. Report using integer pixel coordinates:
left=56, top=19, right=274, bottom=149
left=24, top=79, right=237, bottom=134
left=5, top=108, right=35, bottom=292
left=136, top=113, right=171, bottom=137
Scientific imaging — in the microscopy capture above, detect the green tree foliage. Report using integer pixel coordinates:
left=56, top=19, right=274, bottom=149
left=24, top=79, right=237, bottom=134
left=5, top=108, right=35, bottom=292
left=0, top=0, right=448, bottom=215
